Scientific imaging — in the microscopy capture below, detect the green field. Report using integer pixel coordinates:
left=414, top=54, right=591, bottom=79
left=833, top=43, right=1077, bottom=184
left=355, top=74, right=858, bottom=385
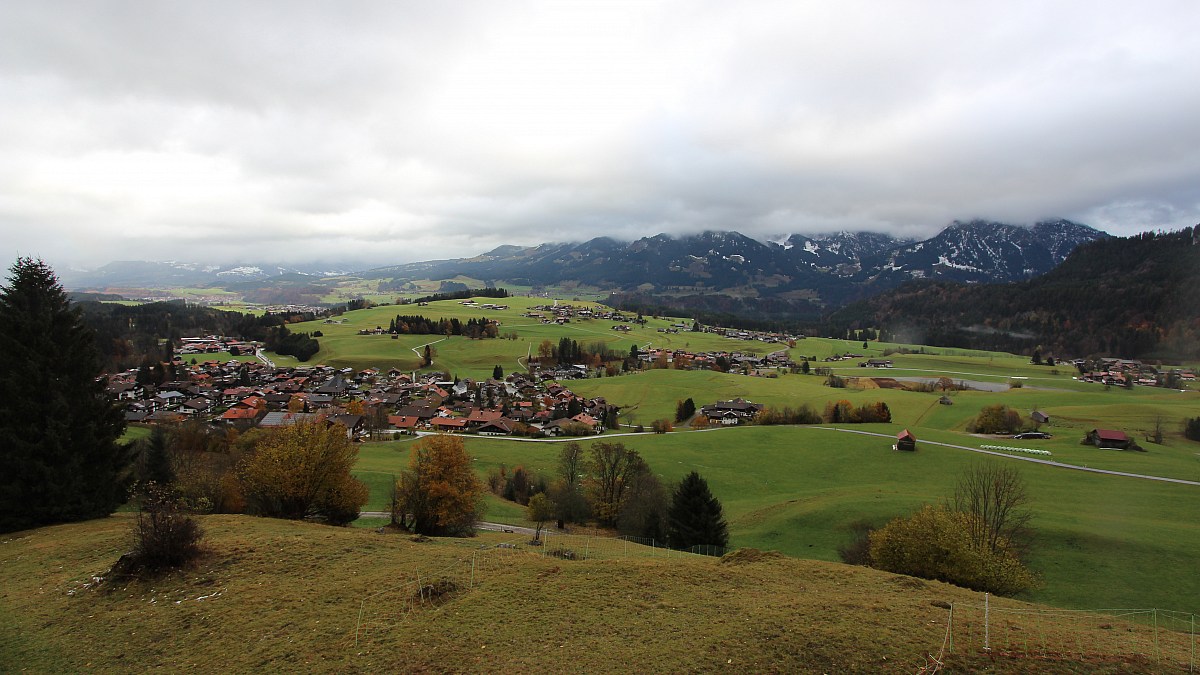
left=355, top=424, right=1200, bottom=612
left=236, top=296, right=1200, bottom=611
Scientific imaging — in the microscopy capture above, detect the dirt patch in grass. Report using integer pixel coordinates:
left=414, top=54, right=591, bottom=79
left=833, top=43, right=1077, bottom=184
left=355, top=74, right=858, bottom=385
left=413, top=579, right=459, bottom=606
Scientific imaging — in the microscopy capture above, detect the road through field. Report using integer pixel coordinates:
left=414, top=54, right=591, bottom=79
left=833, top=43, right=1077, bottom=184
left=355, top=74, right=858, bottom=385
left=813, top=426, right=1200, bottom=487
left=403, top=425, right=1200, bottom=487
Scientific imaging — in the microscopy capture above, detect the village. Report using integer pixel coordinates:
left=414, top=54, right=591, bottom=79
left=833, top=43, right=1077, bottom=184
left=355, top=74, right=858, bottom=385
left=102, top=321, right=810, bottom=440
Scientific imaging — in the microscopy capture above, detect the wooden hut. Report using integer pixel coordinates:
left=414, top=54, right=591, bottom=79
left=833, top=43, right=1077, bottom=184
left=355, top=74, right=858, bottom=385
left=895, top=429, right=917, bottom=452
left=1087, top=428, right=1131, bottom=449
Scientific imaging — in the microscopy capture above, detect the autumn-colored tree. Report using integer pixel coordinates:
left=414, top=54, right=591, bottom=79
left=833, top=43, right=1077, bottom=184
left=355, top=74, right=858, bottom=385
left=287, top=395, right=306, bottom=413
left=586, top=442, right=648, bottom=527
left=537, top=339, right=555, bottom=360
left=394, top=435, right=484, bottom=536
left=822, top=400, right=856, bottom=423
left=968, top=404, right=1024, bottom=434
left=345, top=398, right=365, bottom=415
left=527, top=492, right=555, bottom=542
left=237, top=420, right=369, bottom=525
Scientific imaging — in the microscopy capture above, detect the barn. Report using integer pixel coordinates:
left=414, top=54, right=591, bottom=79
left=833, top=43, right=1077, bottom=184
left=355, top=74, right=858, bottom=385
left=895, top=429, right=917, bottom=452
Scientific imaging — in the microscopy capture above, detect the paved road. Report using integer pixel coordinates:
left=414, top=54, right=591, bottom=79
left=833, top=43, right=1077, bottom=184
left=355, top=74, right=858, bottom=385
left=357, top=513, right=538, bottom=536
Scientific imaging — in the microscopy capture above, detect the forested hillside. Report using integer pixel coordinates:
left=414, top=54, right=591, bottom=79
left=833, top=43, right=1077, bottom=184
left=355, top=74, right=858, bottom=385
left=829, top=227, right=1200, bottom=359
left=79, top=301, right=322, bottom=371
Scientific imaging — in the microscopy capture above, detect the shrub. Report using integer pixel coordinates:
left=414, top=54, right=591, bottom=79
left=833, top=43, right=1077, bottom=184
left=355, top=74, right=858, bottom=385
left=125, top=484, right=206, bottom=574
left=869, top=505, right=1035, bottom=596
left=967, top=404, right=1024, bottom=434
left=651, top=419, right=673, bottom=434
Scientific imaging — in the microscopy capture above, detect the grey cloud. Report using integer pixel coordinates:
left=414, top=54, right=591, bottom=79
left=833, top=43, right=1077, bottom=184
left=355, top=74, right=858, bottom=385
left=2, top=1, right=1199, bottom=271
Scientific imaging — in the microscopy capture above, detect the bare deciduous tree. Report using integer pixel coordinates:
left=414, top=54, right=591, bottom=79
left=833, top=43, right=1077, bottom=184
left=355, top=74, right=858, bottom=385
left=951, top=461, right=1032, bottom=557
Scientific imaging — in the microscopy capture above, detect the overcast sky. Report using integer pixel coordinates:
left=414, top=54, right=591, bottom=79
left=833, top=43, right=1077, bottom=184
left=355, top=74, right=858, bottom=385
left=3, top=1, right=1199, bottom=270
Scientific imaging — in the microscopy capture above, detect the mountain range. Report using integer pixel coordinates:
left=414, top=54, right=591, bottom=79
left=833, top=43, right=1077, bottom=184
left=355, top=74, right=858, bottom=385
left=62, top=219, right=1108, bottom=317
left=828, top=226, right=1200, bottom=360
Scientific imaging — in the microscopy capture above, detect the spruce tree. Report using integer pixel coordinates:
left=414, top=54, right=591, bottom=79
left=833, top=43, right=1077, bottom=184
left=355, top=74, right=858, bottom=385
left=0, top=258, right=129, bottom=533
left=666, top=471, right=729, bottom=552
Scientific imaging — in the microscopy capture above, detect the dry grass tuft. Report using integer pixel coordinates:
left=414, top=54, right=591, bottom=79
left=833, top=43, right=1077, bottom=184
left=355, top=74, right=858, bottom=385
left=719, top=547, right=786, bottom=565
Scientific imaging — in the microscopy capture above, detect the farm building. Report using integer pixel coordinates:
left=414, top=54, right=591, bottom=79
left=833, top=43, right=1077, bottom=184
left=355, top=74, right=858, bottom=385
left=1086, top=428, right=1132, bottom=449
left=1031, top=411, right=1051, bottom=424
left=895, top=429, right=917, bottom=452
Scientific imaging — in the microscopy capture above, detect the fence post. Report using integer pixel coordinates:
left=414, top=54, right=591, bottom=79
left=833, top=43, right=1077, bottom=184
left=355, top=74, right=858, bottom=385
left=624, top=537, right=628, bottom=558
left=470, top=553, right=476, bottom=588
left=948, top=603, right=954, bottom=654
left=1154, top=608, right=1161, bottom=663
left=584, top=538, right=590, bottom=560
left=354, top=598, right=366, bottom=648
left=984, top=592, right=990, bottom=652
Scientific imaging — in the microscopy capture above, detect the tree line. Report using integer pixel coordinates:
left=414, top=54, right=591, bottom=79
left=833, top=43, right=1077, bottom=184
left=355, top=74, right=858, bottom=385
left=407, top=287, right=509, bottom=304
left=78, top=299, right=323, bottom=371
left=484, top=441, right=728, bottom=551
left=386, top=314, right=498, bottom=339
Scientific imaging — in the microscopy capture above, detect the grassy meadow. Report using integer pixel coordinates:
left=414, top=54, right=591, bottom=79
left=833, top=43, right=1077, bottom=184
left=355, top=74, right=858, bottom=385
left=3, top=514, right=1193, bottom=672
left=283, top=294, right=1200, bottom=614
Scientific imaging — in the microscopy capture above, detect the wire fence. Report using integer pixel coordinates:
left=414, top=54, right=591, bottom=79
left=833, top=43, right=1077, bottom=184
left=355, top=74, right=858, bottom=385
left=351, top=531, right=724, bottom=651
left=534, top=531, right=726, bottom=561
left=923, top=593, right=1198, bottom=672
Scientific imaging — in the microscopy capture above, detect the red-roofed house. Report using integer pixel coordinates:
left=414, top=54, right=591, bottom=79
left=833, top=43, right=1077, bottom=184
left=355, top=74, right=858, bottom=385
left=430, top=417, right=468, bottom=432
left=388, top=415, right=421, bottom=432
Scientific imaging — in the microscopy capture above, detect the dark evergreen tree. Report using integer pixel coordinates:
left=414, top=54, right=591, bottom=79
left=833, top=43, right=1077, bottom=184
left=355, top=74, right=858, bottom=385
left=0, top=258, right=130, bottom=533
left=674, top=397, right=696, bottom=423
left=137, top=425, right=175, bottom=487
left=666, top=471, right=729, bottom=552
left=492, top=364, right=503, bottom=380
left=1185, top=417, right=1200, bottom=442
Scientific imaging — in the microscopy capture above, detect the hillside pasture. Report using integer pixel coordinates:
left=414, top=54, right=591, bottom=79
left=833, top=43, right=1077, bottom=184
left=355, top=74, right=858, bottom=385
left=264, top=296, right=1200, bottom=612
left=354, top=425, right=1200, bottom=612
left=282, top=295, right=782, bottom=379
left=9, top=514, right=1191, bottom=672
